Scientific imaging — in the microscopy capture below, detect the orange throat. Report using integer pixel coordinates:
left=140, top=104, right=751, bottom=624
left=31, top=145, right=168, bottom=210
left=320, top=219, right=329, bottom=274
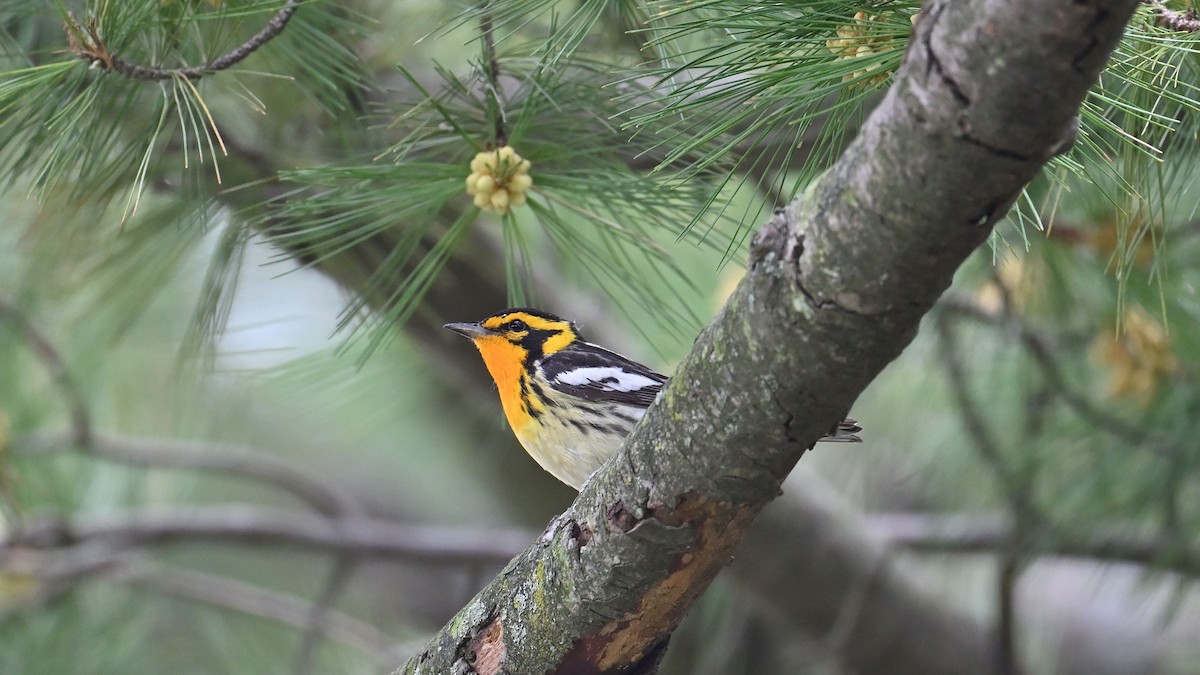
left=472, top=336, right=538, bottom=432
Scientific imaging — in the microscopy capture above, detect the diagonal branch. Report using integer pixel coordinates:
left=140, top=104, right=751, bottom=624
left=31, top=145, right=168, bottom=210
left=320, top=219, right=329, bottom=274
left=401, top=0, right=1142, bottom=672
left=734, top=478, right=997, bottom=674
left=296, top=554, right=359, bottom=675
left=0, top=298, right=92, bottom=448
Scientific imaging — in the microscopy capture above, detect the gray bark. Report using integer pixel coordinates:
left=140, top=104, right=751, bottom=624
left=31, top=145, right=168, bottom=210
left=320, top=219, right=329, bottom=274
left=396, top=0, right=1141, bottom=670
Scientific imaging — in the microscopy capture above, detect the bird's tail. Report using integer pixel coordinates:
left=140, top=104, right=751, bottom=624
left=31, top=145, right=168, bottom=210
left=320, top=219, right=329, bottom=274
left=820, top=417, right=863, bottom=443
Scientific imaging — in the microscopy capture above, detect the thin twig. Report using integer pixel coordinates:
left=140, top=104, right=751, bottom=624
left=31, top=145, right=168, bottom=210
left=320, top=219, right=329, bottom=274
left=869, top=512, right=1199, bottom=575
left=15, top=433, right=361, bottom=518
left=65, top=1, right=301, bottom=81
left=0, top=299, right=371, bottom=673
left=0, top=296, right=364, bottom=519
left=0, top=295, right=374, bottom=647
left=6, top=505, right=531, bottom=565
left=0, top=298, right=92, bottom=448
left=935, top=309, right=1037, bottom=675
left=479, top=7, right=508, bottom=147
left=0, top=543, right=412, bottom=665
left=809, top=556, right=888, bottom=664
left=935, top=314, right=1034, bottom=519
left=938, top=296, right=1173, bottom=453
left=295, top=554, right=359, bottom=675
left=996, top=551, right=1021, bottom=675
left=117, top=565, right=408, bottom=666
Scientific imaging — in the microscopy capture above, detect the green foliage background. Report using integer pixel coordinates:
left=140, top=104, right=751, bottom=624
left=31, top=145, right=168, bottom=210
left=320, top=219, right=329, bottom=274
left=1, top=1, right=1199, bottom=672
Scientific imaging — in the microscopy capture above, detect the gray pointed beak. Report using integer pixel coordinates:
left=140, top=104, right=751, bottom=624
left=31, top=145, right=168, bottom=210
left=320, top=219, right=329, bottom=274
left=444, top=322, right=490, bottom=339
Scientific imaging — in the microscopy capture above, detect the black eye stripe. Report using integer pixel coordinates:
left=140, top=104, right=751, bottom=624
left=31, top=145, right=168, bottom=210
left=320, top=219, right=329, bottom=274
left=507, top=319, right=528, bottom=331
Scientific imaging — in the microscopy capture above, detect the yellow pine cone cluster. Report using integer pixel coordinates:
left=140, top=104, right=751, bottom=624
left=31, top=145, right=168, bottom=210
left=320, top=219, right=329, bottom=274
left=466, top=146, right=533, bottom=215
left=826, top=11, right=900, bottom=86
left=1090, top=306, right=1179, bottom=405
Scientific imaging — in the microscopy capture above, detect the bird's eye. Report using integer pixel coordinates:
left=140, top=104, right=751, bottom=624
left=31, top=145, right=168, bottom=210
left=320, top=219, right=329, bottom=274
left=507, top=319, right=528, bottom=332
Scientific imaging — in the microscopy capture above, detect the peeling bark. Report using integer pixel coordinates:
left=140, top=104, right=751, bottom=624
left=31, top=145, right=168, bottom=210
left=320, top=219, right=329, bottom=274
left=399, top=0, right=1140, bottom=672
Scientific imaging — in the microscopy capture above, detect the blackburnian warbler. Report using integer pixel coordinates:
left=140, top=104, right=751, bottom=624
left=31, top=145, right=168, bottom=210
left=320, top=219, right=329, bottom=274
left=446, top=308, right=862, bottom=490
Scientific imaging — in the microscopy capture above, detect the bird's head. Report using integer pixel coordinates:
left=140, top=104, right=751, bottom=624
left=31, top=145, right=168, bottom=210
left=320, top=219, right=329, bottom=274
left=444, top=308, right=580, bottom=365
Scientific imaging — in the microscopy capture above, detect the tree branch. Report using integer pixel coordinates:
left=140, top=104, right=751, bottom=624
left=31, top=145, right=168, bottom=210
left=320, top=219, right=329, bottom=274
left=1, top=291, right=368, bottom=521
left=479, top=6, right=508, bottom=148
left=935, top=310, right=1038, bottom=518
left=15, top=433, right=363, bottom=518
left=1, top=540, right=409, bottom=665
left=870, top=512, right=1200, bottom=573
left=0, top=298, right=92, bottom=448
left=296, top=554, right=359, bottom=675
left=937, top=296, right=1178, bottom=454
left=935, top=299, right=1038, bottom=674
left=64, top=1, right=300, bottom=81
left=1144, top=0, right=1200, bottom=32
left=119, top=566, right=408, bottom=666
left=401, top=0, right=1142, bottom=672
left=8, top=502, right=1193, bottom=585
left=5, top=505, right=529, bottom=565
left=734, top=476, right=998, bottom=674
